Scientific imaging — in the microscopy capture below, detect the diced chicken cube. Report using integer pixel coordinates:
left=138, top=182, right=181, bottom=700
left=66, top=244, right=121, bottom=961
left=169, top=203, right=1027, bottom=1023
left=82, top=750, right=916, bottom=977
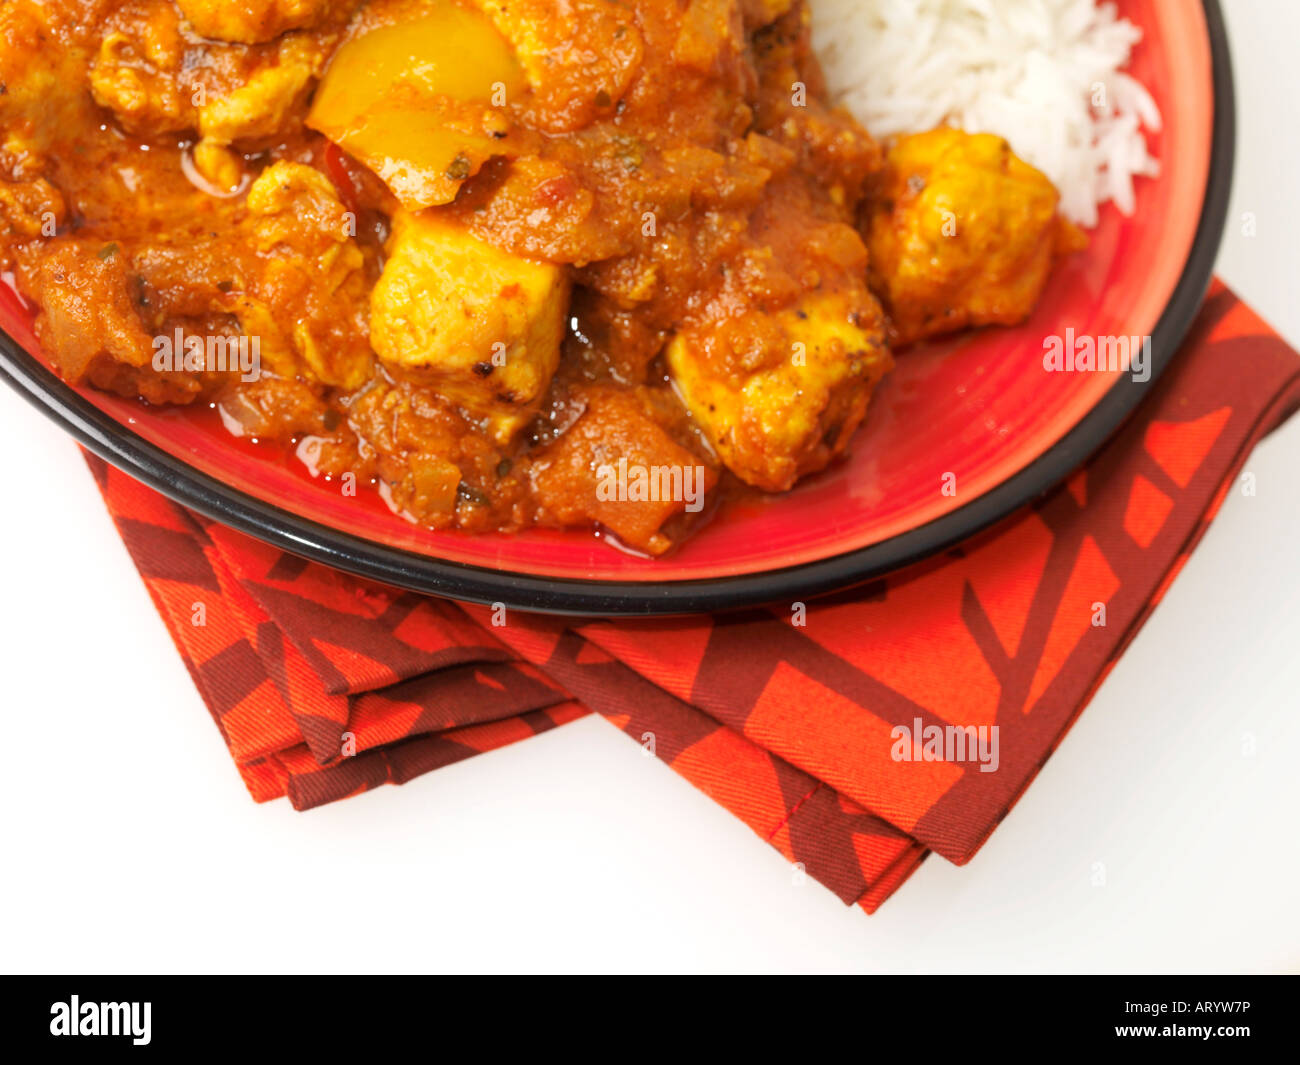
left=666, top=286, right=891, bottom=492
left=369, top=209, right=570, bottom=443
left=465, top=0, right=643, bottom=132
left=866, top=128, right=1084, bottom=346
left=195, top=35, right=328, bottom=190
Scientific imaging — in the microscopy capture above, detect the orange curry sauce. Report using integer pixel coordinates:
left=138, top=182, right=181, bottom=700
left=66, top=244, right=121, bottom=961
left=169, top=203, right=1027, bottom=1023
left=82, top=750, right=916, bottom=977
left=5, top=1, right=1073, bottom=556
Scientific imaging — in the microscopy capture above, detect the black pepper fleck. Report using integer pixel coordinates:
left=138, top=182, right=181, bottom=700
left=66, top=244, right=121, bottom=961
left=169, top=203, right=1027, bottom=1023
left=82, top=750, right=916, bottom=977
left=446, top=154, right=472, bottom=181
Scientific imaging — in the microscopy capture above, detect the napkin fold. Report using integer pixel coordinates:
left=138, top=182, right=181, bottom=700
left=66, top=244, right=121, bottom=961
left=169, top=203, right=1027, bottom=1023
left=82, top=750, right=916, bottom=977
left=87, top=282, right=1300, bottom=913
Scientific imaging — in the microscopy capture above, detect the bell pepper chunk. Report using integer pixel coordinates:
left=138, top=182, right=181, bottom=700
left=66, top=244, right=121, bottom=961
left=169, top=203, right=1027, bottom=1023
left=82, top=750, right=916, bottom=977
left=307, top=4, right=525, bottom=210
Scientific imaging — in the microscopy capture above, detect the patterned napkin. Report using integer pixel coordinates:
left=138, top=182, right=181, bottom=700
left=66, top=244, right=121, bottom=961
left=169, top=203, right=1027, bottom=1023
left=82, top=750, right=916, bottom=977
left=86, top=282, right=1300, bottom=913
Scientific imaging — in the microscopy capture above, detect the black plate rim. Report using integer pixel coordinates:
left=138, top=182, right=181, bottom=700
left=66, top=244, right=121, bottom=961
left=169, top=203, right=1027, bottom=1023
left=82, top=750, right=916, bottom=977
left=0, top=0, right=1235, bottom=617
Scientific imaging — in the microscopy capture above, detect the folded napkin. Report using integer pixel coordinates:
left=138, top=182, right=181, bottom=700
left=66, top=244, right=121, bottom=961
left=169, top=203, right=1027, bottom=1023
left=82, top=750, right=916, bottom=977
left=86, top=282, right=1300, bottom=913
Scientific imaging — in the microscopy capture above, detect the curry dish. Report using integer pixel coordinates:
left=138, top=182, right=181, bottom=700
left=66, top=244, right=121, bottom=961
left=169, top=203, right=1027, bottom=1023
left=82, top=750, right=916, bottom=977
left=0, top=0, right=1079, bottom=555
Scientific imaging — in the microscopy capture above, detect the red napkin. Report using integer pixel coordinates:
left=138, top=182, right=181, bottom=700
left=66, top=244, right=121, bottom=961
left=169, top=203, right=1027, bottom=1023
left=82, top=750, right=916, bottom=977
left=86, top=282, right=1300, bottom=913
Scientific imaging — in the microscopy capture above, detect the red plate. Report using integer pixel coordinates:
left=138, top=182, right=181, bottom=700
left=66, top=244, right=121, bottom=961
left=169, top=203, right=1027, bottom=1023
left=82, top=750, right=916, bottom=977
left=0, top=0, right=1234, bottom=614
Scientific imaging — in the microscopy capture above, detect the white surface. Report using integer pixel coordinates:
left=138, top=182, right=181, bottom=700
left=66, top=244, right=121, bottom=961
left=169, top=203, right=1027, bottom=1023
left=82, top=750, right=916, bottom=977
left=1, top=3, right=1297, bottom=975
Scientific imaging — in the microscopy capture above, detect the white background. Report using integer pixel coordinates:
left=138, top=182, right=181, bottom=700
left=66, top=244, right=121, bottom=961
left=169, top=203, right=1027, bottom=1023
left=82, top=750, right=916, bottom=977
left=1, top=3, right=1296, bottom=974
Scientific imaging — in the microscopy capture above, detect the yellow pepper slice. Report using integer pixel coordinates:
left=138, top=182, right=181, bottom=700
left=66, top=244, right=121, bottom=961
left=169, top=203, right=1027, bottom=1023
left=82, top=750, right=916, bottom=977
left=307, top=3, right=525, bottom=210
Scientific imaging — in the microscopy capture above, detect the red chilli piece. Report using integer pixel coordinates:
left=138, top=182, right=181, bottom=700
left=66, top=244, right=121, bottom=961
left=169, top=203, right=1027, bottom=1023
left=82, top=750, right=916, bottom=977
left=322, top=141, right=363, bottom=219
left=535, top=174, right=576, bottom=208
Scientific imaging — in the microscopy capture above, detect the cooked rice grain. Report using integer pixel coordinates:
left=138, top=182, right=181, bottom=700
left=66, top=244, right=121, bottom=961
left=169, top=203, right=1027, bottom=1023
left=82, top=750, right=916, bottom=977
left=812, top=0, right=1162, bottom=226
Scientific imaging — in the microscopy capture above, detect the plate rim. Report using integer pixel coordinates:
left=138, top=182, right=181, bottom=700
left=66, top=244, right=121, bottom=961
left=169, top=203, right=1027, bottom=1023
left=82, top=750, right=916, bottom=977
left=0, top=0, right=1235, bottom=617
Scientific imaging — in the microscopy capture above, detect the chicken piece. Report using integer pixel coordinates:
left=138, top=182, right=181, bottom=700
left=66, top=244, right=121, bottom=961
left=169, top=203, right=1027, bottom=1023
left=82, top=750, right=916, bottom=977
left=17, top=163, right=372, bottom=406
left=0, top=1, right=103, bottom=169
left=239, top=161, right=373, bottom=389
left=532, top=386, right=717, bottom=556
left=195, top=34, right=329, bottom=190
left=369, top=210, right=570, bottom=444
left=865, top=127, right=1084, bottom=346
left=88, top=1, right=191, bottom=137
left=0, top=178, right=65, bottom=243
left=89, top=2, right=336, bottom=189
left=666, top=286, right=891, bottom=492
left=20, top=161, right=372, bottom=408
left=175, top=0, right=350, bottom=45
left=465, top=0, right=644, bottom=132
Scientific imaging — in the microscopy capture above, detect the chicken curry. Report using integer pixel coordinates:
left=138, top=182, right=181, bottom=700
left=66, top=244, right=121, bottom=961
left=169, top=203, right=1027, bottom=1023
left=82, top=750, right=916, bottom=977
left=0, top=0, right=1078, bottom=555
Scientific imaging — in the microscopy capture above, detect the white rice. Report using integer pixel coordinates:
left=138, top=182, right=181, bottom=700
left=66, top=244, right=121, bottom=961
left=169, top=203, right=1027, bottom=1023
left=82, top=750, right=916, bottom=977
left=811, top=0, right=1162, bottom=227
